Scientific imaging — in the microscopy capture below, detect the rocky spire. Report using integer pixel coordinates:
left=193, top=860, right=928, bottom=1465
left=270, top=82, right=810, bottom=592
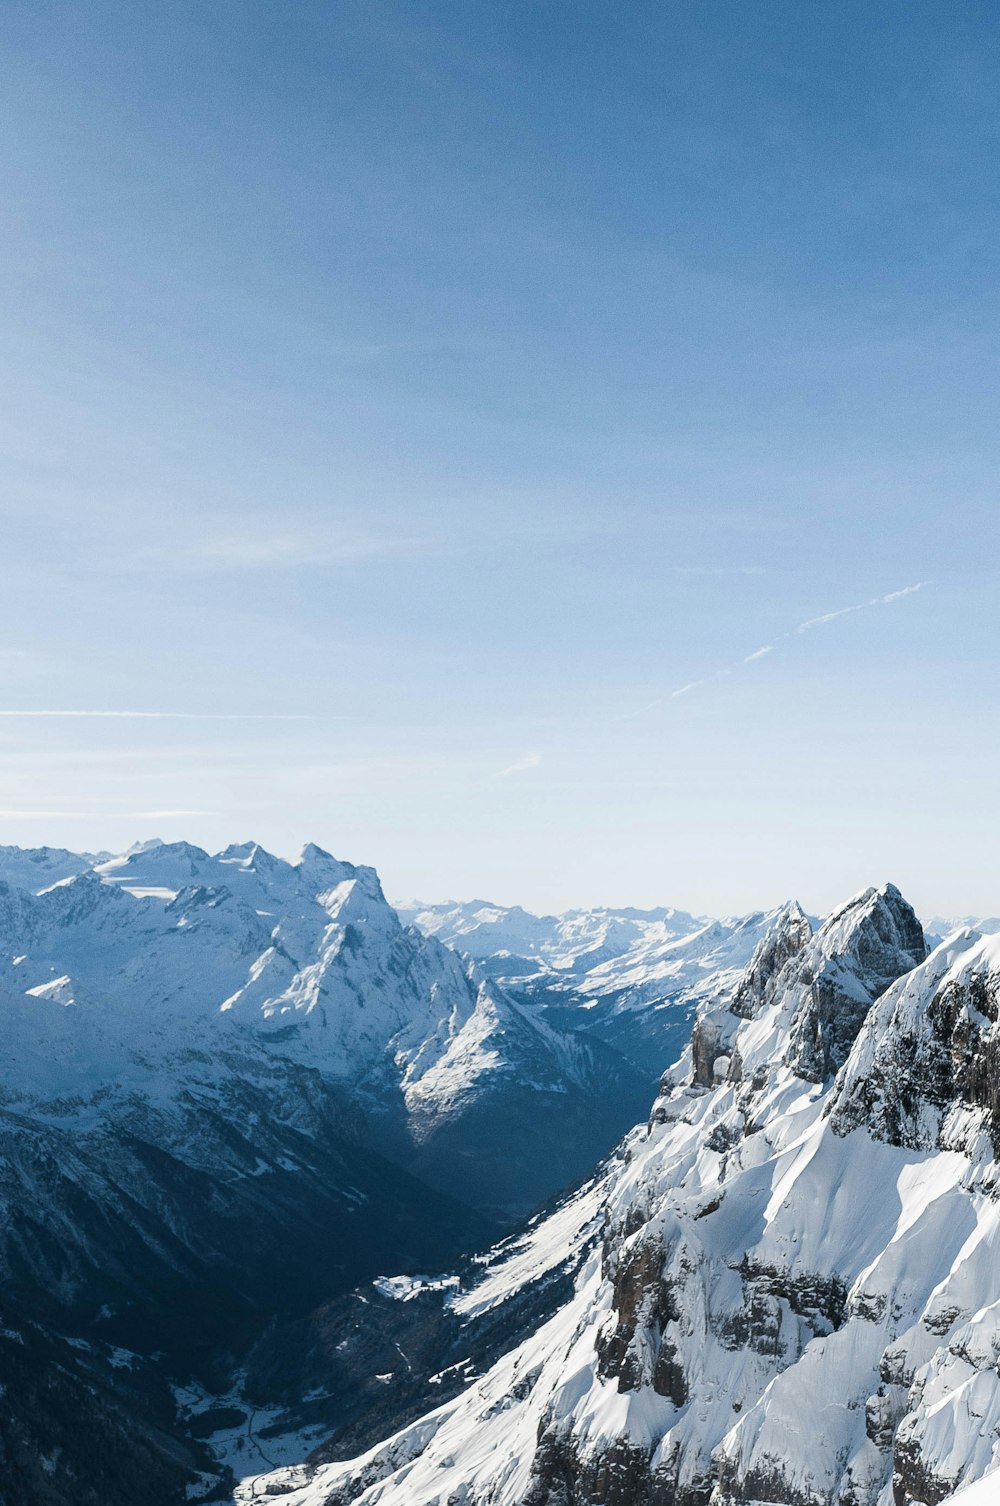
left=784, top=883, right=925, bottom=1083
left=730, top=899, right=812, bottom=1019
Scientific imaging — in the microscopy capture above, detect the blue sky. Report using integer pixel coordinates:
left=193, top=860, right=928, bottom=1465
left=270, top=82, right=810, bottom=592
left=1, top=0, right=998, bottom=916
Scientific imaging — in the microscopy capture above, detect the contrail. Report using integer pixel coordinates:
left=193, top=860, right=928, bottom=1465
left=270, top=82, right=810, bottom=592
left=665, top=581, right=931, bottom=701
left=794, top=604, right=865, bottom=634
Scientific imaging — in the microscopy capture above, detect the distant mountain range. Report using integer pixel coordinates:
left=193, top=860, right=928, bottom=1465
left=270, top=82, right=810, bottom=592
left=398, top=897, right=812, bottom=1076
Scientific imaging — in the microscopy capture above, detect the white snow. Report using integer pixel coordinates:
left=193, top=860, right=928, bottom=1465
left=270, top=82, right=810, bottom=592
left=946, top=1466, right=1000, bottom=1504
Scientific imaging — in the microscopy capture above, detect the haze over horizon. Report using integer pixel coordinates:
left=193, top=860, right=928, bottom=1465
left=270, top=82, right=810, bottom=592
left=2, top=1, right=998, bottom=914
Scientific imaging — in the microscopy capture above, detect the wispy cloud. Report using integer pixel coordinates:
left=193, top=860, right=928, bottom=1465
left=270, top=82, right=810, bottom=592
left=672, top=565, right=766, bottom=578
left=672, top=667, right=735, bottom=698
left=663, top=581, right=931, bottom=702
left=0, top=808, right=216, bottom=819
left=497, top=750, right=543, bottom=777
left=136, top=809, right=218, bottom=819
left=190, top=532, right=424, bottom=570
left=0, top=710, right=320, bottom=721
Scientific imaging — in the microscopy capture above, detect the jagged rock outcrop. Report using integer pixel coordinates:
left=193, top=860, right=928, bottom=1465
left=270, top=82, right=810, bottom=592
left=649, top=903, right=800, bottom=1123
left=782, top=883, right=925, bottom=1082
left=830, top=928, right=1000, bottom=1154
left=729, top=901, right=813, bottom=1019
left=689, top=902, right=813, bottom=1090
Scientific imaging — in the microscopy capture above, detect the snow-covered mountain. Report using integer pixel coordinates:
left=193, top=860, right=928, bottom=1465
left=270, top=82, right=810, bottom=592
left=0, top=841, right=105, bottom=894
left=6, top=846, right=994, bottom=1505
left=241, top=883, right=1000, bottom=1506
left=0, top=840, right=656, bottom=1226
left=400, top=898, right=803, bottom=1086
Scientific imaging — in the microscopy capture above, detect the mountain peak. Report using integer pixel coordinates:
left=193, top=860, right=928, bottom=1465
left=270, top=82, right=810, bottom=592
left=217, top=840, right=259, bottom=861
left=817, top=880, right=924, bottom=958
left=297, top=841, right=337, bottom=865
left=128, top=840, right=209, bottom=864
left=687, top=901, right=815, bottom=1088
left=783, top=881, right=925, bottom=1083
left=730, top=899, right=813, bottom=1020
left=36, top=868, right=133, bottom=925
left=295, top=842, right=359, bottom=885
left=235, top=842, right=284, bottom=873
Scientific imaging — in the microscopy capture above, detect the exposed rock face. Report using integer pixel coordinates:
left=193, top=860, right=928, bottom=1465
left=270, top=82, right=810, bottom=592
left=830, top=928, right=1000, bottom=1153
left=689, top=902, right=813, bottom=1091
left=783, top=884, right=926, bottom=1082
left=729, top=901, right=812, bottom=1019
left=690, top=1010, right=737, bottom=1089
left=596, top=1219, right=694, bottom=1407
left=523, top=1433, right=669, bottom=1506
left=244, top=896, right=1000, bottom=1506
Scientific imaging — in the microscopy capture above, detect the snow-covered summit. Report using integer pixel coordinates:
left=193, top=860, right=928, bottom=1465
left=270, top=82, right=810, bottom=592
left=0, top=842, right=102, bottom=895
